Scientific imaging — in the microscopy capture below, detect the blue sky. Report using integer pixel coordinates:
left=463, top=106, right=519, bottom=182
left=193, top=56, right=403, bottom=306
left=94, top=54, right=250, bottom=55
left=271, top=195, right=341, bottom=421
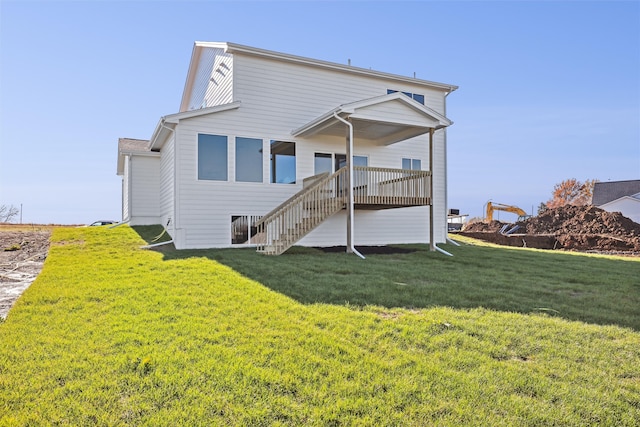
left=1, top=0, right=638, bottom=224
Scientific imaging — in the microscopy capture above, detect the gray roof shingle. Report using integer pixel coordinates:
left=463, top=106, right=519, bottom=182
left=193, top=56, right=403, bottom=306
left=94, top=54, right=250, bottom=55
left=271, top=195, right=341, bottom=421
left=118, top=138, right=150, bottom=153
left=592, top=180, right=640, bottom=206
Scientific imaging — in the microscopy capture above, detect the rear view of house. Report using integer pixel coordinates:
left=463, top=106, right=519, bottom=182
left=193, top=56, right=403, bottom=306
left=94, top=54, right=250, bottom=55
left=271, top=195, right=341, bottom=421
left=117, top=42, right=457, bottom=253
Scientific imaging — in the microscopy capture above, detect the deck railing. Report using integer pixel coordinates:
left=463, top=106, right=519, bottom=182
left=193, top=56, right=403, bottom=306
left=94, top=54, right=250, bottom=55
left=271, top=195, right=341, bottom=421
left=255, top=166, right=431, bottom=255
left=353, top=166, right=431, bottom=206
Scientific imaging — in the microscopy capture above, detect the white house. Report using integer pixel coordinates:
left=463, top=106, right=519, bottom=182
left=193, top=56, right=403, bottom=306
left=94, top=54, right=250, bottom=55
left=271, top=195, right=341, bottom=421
left=117, top=42, right=458, bottom=254
left=592, top=180, right=640, bottom=224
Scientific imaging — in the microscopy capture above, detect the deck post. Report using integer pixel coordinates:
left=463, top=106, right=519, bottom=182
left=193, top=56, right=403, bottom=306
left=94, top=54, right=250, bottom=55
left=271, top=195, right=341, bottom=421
left=346, top=118, right=353, bottom=253
left=429, top=128, right=435, bottom=252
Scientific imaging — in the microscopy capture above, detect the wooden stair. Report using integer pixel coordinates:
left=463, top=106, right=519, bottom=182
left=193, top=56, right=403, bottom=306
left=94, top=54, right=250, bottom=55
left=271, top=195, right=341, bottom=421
left=256, top=167, right=348, bottom=255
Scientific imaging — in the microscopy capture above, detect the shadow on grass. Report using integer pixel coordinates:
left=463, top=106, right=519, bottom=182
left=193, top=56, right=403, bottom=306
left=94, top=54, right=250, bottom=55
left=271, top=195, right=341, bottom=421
left=133, top=226, right=640, bottom=330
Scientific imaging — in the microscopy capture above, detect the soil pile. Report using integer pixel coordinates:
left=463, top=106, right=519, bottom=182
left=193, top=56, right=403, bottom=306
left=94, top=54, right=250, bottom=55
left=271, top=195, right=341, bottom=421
left=461, top=205, right=640, bottom=253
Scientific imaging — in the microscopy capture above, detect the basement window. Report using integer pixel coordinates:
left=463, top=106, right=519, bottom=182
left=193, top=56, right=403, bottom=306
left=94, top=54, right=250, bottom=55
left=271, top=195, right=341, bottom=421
left=231, top=215, right=263, bottom=245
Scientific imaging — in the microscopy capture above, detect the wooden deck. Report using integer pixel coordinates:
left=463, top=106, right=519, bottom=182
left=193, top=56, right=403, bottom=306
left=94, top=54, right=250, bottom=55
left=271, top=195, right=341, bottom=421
left=256, top=166, right=431, bottom=255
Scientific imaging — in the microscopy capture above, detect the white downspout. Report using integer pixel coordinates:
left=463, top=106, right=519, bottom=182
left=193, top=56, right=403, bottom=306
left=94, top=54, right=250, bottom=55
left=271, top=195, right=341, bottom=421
left=443, top=90, right=460, bottom=248
left=333, top=112, right=365, bottom=260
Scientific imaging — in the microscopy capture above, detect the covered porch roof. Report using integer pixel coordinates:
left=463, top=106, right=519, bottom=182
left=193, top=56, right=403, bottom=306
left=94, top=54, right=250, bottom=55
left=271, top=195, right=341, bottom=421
left=291, top=92, right=452, bottom=145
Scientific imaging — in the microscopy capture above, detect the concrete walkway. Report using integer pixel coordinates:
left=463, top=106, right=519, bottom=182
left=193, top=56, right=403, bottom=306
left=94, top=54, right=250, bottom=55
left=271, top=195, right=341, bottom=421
left=0, top=260, right=44, bottom=319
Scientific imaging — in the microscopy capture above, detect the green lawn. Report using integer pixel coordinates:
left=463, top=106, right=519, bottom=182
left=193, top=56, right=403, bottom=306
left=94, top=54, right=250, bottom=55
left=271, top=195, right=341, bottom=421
left=1, top=225, right=639, bottom=426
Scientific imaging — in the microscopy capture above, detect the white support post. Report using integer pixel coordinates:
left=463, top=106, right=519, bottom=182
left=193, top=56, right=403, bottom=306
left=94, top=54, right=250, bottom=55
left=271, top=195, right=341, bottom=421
left=429, top=128, right=435, bottom=252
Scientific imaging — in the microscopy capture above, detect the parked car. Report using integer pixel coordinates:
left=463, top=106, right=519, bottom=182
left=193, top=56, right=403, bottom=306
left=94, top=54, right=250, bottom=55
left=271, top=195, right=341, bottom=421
left=89, top=220, right=116, bottom=226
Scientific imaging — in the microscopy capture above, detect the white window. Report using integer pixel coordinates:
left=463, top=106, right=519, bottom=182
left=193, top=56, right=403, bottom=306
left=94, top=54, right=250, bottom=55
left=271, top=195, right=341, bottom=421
left=198, top=134, right=228, bottom=181
left=231, top=215, right=263, bottom=245
left=270, top=141, right=296, bottom=184
left=314, top=153, right=332, bottom=175
left=314, top=153, right=368, bottom=174
left=235, top=137, right=263, bottom=182
left=387, top=89, right=425, bottom=105
left=402, top=158, right=421, bottom=170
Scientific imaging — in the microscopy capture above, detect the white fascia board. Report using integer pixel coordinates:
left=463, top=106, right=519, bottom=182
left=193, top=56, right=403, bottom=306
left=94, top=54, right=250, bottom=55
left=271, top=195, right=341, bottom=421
left=220, top=42, right=458, bottom=93
left=116, top=151, right=160, bottom=176
left=149, top=101, right=241, bottom=150
left=348, top=92, right=452, bottom=127
left=292, top=93, right=451, bottom=137
left=180, top=42, right=234, bottom=112
left=179, top=44, right=203, bottom=112
left=120, top=150, right=160, bottom=158
left=164, top=101, right=241, bottom=123
left=291, top=107, right=344, bottom=137
left=600, top=196, right=640, bottom=208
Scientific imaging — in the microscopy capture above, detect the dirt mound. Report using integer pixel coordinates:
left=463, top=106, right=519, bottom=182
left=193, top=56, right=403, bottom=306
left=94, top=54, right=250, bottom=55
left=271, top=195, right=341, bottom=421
left=461, top=205, right=640, bottom=253
left=524, top=205, right=640, bottom=237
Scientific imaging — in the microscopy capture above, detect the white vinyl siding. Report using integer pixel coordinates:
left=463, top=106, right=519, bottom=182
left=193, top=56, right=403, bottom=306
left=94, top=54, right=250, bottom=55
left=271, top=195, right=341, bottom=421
left=186, top=47, right=233, bottom=111
left=206, top=52, right=233, bottom=107
left=164, top=49, right=450, bottom=249
left=160, top=136, right=175, bottom=231
left=232, top=54, right=447, bottom=135
left=122, top=156, right=130, bottom=222
left=174, top=119, right=446, bottom=248
left=129, top=155, right=160, bottom=225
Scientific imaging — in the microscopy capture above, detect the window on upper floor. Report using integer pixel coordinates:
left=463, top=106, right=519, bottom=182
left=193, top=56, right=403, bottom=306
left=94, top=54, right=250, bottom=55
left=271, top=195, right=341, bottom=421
left=387, top=89, right=425, bottom=105
left=270, top=141, right=296, bottom=184
left=236, top=137, right=263, bottom=182
left=402, top=158, right=422, bottom=170
left=198, top=134, right=228, bottom=181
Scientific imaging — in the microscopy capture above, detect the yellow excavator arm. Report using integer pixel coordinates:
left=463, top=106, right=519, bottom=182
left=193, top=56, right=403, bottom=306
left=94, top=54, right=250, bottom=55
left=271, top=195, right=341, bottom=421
left=486, top=202, right=529, bottom=222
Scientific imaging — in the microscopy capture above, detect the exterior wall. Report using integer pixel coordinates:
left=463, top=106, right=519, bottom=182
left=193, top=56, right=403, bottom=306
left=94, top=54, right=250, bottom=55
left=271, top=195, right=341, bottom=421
left=299, top=208, right=431, bottom=247
left=122, top=156, right=130, bottom=222
left=129, top=155, right=161, bottom=226
left=186, top=47, right=233, bottom=111
left=231, top=53, right=448, bottom=244
left=159, top=136, right=175, bottom=234
left=600, top=197, right=640, bottom=224
left=167, top=50, right=450, bottom=249
left=207, top=52, right=233, bottom=107
left=231, top=54, right=446, bottom=134
left=172, top=120, right=447, bottom=249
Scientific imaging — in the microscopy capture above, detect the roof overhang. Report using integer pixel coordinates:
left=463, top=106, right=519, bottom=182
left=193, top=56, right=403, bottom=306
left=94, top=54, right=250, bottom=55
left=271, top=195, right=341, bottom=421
left=117, top=138, right=153, bottom=175
left=600, top=195, right=640, bottom=208
left=181, top=41, right=458, bottom=113
left=291, top=92, right=452, bottom=145
left=149, top=101, right=241, bottom=151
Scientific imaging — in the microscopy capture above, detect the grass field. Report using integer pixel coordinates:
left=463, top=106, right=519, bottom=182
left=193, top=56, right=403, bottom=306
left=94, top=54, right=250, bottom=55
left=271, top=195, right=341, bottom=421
left=1, top=225, right=639, bottom=426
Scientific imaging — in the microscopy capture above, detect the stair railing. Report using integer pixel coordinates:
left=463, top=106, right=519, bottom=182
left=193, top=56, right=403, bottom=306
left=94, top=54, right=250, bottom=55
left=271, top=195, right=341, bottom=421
left=256, top=167, right=348, bottom=255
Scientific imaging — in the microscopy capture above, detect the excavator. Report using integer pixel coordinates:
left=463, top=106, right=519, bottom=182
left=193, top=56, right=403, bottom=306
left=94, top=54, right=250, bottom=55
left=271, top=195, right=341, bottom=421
left=485, top=202, right=531, bottom=222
